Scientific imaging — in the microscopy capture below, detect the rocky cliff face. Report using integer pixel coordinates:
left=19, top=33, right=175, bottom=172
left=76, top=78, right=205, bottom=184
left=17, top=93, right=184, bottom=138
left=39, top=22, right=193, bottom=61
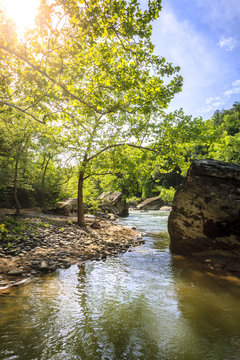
left=168, top=159, right=240, bottom=258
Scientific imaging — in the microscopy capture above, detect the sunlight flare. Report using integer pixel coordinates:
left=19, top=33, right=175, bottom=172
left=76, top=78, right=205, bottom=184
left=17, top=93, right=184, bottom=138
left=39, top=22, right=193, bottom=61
left=1, top=0, right=40, bottom=35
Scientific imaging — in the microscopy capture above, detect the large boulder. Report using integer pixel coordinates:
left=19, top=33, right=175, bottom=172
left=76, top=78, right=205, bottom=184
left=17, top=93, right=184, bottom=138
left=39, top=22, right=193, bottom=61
left=137, top=196, right=164, bottom=210
left=49, top=198, right=78, bottom=216
left=98, top=191, right=128, bottom=217
left=168, top=159, right=240, bottom=257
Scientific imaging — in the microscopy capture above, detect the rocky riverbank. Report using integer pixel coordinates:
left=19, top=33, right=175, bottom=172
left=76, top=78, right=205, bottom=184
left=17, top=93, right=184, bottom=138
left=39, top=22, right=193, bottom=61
left=0, top=213, right=143, bottom=290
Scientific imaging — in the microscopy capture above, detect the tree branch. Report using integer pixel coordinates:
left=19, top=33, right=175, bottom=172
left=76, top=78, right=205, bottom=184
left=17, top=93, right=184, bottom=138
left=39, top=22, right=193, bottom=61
left=58, top=108, right=92, bottom=135
left=0, top=45, right=110, bottom=115
left=24, top=83, right=55, bottom=111
left=0, top=101, right=45, bottom=124
left=83, top=171, right=116, bottom=180
left=87, top=142, right=158, bottom=163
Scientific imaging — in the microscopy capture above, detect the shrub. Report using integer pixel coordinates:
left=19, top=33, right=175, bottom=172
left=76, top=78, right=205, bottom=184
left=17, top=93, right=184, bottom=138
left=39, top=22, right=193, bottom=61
left=154, top=186, right=176, bottom=202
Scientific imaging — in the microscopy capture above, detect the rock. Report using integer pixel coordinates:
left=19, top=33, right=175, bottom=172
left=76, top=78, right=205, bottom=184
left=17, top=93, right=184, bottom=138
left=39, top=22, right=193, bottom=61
left=137, top=196, right=164, bottom=210
left=98, top=191, right=128, bottom=217
left=7, top=269, right=24, bottom=276
left=49, top=198, right=78, bottom=217
left=62, top=260, right=71, bottom=268
left=127, top=199, right=141, bottom=209
left=109, top=213, right=117, bottom=221
left=159, top=206, right=172, bottom=211
left=168, top=159, right=240, bottom=257
left=90, top=219, right=101, bottom=229
left=39, top=260, right=49, bottom=271
left=224, top=262, right=240, bottom=273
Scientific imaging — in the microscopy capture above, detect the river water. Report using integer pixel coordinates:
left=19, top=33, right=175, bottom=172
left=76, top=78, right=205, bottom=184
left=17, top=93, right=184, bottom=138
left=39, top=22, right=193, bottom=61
left=1, top=210, right=240, bottom=360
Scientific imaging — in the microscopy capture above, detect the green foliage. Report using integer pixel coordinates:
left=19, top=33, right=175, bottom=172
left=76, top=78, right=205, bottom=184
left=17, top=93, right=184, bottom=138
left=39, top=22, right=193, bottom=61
left=0, top=223, right=8, bottom=236
left=141, top=178, right=155, bottom=199
left=154, top=186, right=176, bottom=202
left=207, top=102, right=240, bottom=165
left=37, top=221, right=50, bottom=228
left=208, top=132, right=240, bottom=164
left=0, top=0, right=183, bottom=224
left=0, top=217, right=29, bottom=243
left=2, top=1, right=238, bottom=221
left=83, top=178, right=101, bottom=214
left=126, top=196, right=142, bottom=204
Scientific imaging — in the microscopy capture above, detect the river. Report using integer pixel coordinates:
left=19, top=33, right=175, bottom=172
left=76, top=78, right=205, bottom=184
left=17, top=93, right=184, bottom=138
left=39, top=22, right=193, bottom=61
left=1, top=210, right=240, bottom=360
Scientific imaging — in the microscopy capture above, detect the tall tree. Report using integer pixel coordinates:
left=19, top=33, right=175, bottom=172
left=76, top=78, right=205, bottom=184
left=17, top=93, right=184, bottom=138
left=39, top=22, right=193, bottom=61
left=0, top=113, right=37, bottom=213
left=0, top=0, right=183, bottom=225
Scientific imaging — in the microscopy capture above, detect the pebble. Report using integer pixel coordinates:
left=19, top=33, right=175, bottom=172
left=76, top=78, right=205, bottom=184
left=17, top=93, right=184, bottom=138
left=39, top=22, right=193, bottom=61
left=39, top=260, right=48, bottom=270
left=7, top=269, right=24, bottom=276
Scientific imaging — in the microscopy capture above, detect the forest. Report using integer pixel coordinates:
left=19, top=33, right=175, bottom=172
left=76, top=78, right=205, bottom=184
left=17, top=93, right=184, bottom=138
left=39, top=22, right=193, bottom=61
left=0, top=0, right=239, bottom=226
left=1, top=1, right=240, bottom=359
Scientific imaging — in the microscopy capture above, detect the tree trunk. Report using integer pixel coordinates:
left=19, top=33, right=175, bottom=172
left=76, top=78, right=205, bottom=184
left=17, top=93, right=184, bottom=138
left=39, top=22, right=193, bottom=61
left=41, top=156, right=51, bottom=212
left=77, top=170, right=85, bottom=226
left=13, top=154, right=21, bottom=215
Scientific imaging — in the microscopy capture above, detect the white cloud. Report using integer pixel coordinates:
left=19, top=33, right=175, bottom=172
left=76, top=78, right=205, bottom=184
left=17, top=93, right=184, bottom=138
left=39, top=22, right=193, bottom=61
left=201, top=78, right=240, bottom=113
left=212, top=101, right=225, bottom=107
left=201, top=97, right=225, bottom=113
left=232, top=79, right=240, bottom=87
left=224, top=88, right=240, bottom=97
left=152, top=6, right=222, bottom=118
left=224, top=80, right=240, bottom=97
left=218, top=36, right=238, bottom=51
left=206, top=97, right=214, bottom=104
left=206, top=97, right=222, bottom=105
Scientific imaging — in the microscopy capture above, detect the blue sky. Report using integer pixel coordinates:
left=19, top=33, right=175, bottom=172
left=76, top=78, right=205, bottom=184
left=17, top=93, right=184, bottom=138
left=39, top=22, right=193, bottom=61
left=151, top=0, right=240, bottom=119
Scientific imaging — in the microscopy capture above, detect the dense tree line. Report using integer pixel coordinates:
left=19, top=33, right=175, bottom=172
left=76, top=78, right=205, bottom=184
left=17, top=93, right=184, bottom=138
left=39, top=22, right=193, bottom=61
left=0, top=1, right=239, bottom=222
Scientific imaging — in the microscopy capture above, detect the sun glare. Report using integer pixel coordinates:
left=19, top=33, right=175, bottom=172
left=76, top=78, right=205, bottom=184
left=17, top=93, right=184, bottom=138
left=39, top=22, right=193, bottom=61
left=1, top=0, right=40, bottom=36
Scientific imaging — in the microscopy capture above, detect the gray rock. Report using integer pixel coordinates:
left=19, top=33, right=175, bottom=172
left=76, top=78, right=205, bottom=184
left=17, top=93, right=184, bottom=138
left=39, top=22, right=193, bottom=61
left=168, top=159, right=240, bottom=257
left=49, top=198, right=80, bottom=217
left=39, top=260, right=49, bottom=271
left=137, top=196, right=164, bottom=210
left=62, top=260, right=71, bottom=268
left=7, top=269, right=24, bottom=276
left=98, top=191, right=128, bottom=217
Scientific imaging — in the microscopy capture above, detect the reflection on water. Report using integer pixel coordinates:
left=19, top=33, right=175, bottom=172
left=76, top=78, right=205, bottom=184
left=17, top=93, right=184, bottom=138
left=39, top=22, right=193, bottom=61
left=1, top=211, right=240, bottom=360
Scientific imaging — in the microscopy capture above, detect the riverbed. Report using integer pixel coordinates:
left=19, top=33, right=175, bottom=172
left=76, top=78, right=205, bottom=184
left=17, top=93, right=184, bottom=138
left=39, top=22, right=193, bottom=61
left=1, top=210, right=240, bottom=360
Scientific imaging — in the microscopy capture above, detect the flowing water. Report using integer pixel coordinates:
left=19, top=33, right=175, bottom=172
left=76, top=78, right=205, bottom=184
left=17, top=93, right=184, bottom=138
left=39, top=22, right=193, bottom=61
left=1, top=211, right=240, bottom=360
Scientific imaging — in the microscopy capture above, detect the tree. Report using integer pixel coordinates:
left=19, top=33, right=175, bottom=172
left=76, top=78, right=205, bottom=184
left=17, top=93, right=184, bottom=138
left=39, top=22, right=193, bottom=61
left=207, top=102, right=240, bottom=165
left=80, top=110, right=208, bottom=199
left=0, top=0, right=183, bottom=225
left=0, top=113, right=37, bottom=213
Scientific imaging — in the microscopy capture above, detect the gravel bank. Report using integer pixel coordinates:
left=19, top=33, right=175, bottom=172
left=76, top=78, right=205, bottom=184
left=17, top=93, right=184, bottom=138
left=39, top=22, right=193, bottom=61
left=0, top=213, right=143, bottom=290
